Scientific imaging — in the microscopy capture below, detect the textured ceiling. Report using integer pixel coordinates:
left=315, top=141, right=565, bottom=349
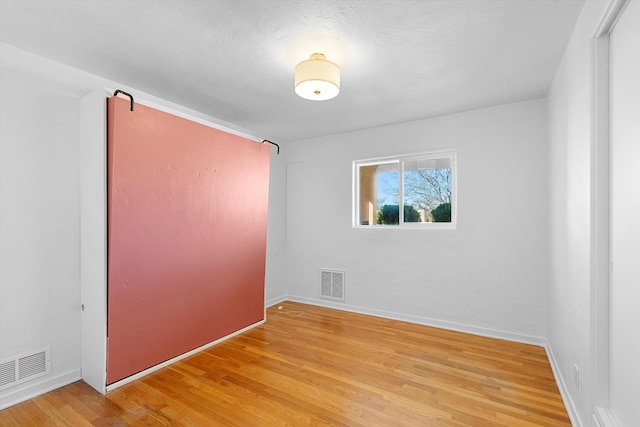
left=0, top=0, right=585, bottom=142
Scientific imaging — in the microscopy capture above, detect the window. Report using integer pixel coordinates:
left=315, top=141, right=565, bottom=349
left=354, top=151, right=456, bottom=228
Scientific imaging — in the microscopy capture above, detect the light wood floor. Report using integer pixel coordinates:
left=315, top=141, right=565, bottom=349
left=0, top=302, right=570, bottom=426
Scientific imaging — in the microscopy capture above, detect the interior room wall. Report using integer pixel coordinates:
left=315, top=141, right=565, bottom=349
left=0, top=43, right=287, bottom=407
left=283, top=98, right=549, bottom=342
left=0, top=45, right=87, bottom=408
left=546, top=0, right=609, bottom=425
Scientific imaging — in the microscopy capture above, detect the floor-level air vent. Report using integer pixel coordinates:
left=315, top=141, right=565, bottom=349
left=0, top=347, right=50, bottom=391
left=321, top=269, right=345, bottom=301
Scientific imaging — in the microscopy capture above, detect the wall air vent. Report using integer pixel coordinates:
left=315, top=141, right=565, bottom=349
left=320, top=269, right=345, bottom=301
left=0, top=360, right=16, bottom=389
left=0, top=347, right=50, bottom=391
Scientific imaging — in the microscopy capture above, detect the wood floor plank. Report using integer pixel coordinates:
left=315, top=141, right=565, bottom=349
left=0, top=302, right=570, bottom=426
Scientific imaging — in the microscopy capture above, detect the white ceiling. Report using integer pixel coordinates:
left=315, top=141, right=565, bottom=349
left=0, top=0, right=584, bottom=142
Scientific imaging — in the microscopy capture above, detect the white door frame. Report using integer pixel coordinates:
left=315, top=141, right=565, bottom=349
left=591, top=1, right=629, bottom=426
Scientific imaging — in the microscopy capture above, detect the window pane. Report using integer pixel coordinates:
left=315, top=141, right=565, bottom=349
left=403, top=157, right=452, bottom=223
left=358, top=163, right=398, bottom=225
left=355, top=151, right=455, bottom=228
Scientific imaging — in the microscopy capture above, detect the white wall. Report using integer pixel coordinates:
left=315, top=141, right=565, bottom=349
left=546, top=1, right=609, bottom=425
left=0, top=43, right=287, bottom=407
left=0, top=44, right=87, bottom=407
left=283, top=99, right=549, bottom=342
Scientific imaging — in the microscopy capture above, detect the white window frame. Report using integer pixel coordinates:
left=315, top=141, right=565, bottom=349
left=353, top=150, right=457, bottom=229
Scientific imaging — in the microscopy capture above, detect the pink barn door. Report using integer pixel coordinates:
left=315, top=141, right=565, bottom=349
left=106, top=96, right=270, bottom=384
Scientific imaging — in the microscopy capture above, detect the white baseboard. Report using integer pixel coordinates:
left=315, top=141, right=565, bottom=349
left=0, top=369, right=81, bottom=410
left=279, top=295, right=546, bottom=347
left=105, top=318, right=266, bottom=392
left=594, top=407, right=620, bottom=427
left=265, top=295, right=288, bottom=309
left=544, top=343, right=582, bottom=427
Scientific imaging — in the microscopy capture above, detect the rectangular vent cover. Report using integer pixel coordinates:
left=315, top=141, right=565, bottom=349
left=0, top=347, right=50, bottom=391
left=321, top=269, right=345, bottom=301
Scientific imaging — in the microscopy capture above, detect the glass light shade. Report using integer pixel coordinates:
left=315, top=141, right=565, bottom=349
left=295, top=53, right=340, bottom=101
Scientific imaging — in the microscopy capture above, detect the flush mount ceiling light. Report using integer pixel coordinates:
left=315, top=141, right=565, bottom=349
left=295, top=53, right=340, bottom=101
